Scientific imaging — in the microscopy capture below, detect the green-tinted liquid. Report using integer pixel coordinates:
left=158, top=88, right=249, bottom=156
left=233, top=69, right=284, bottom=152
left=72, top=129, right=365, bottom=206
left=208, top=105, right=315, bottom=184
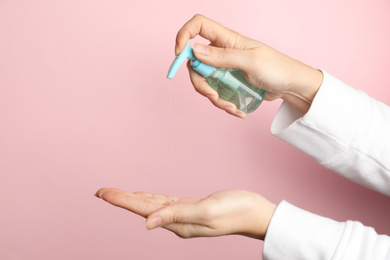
left=206, top=69, right=266, bottom=113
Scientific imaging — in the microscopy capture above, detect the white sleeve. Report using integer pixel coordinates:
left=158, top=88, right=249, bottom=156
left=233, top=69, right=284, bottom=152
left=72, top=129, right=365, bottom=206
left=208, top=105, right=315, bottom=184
left=271, top=70, right=390, bottom=196
left=263, top=70, right=390, bottom=259
left=263, top=201, right=390, bottom=260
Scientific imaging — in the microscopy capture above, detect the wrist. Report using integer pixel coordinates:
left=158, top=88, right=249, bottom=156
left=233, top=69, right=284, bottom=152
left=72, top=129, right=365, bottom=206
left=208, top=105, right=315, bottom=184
left=282, top=63, right=323, bottom=114
left=240, top=198, right=277, bottom=240
left=260, top=202, right=277, bottom=240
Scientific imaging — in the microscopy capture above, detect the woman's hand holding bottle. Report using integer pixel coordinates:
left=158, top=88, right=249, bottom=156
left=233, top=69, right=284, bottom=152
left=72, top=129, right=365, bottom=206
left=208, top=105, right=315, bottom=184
left=176, top=14, right=323, bottom=118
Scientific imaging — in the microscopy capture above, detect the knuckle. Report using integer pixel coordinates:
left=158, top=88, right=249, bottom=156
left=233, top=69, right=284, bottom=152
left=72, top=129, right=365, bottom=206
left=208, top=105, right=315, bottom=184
left=192, top=14, right=204, bottom=21
left=168, top=209, right=183, bottom=224
left=219, top=47, right=230, bottom=61
left=250, top=48, right=266, bottom=68
left=193, top=84, right=203, bottom=94
left=176, top=231, right=191, bottom=239
left=174, top=226, right=195, bottom=239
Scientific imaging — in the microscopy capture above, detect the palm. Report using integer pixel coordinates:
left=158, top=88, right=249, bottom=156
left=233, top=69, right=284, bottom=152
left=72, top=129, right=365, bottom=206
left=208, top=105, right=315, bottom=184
left=97, top=188, right=275, bottom=240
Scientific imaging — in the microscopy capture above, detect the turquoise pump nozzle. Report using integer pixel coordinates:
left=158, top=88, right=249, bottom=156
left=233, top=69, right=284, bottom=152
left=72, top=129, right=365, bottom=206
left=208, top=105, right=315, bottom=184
left=166, top=41, right=266, bottom=113
left=167, top=41, right=215, bottom=79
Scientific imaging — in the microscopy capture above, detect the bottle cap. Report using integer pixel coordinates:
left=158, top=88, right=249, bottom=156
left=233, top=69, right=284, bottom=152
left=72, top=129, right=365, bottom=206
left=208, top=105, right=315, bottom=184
left=167, top=41, right=215, bottom=79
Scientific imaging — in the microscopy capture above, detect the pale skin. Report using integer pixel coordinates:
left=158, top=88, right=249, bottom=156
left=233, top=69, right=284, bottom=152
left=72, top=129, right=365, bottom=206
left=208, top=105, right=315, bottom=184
left=178, top=14, right=323, bottom=118
left=96, top=14, right=323, bottom=240
left=96, top=188, right=276, bottom=240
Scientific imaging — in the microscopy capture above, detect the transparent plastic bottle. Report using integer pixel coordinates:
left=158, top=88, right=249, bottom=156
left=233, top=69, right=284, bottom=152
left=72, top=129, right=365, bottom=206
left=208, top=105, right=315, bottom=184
left=206, top=68, right=266, bottom=113
left=167, top=41, right=266, bottom=113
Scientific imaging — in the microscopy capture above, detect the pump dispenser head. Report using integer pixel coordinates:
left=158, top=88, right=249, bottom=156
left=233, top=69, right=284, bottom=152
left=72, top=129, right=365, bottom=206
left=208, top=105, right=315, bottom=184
left=167, top=41, right=215, bottom=79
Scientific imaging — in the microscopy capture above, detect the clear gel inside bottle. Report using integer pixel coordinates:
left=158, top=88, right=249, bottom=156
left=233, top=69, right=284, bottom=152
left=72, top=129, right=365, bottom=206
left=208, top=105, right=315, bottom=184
left=206, top=68, right=266, bottom=113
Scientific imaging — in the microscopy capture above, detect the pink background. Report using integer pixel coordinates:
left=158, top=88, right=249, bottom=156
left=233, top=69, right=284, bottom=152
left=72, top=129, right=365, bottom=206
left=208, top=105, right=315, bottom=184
left=1, top=0, right=390, bottom=259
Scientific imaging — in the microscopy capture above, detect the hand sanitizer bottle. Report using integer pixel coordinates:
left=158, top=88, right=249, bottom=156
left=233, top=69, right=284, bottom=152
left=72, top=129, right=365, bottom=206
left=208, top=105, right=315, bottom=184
left=167, top=41, right=266, bottom=113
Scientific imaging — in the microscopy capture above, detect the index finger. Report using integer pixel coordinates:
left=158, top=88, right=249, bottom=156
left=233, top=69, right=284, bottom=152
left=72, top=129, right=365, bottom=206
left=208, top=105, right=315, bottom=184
left=175, top=14, right=239, bottom=56
left=97, top=189, right=170, bottom=218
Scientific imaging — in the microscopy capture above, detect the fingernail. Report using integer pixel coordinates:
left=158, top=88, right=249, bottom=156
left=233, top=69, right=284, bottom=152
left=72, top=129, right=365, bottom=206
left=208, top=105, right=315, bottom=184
left=193, top=44, right=209, bottom=56
left=145, top=216, right=162, bottom=230
left=236, top=110, right=247, bottom=119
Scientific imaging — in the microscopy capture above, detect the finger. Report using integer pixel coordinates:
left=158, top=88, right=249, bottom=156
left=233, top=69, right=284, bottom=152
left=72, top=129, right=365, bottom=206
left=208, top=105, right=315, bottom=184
left=193, top=44, right=252, bottom=72
left=133, top=191, right=179, bottom=206
left=163, top=222, right=215, bottom=239
left=187, top=61, right=218, bottom=98
left=97, top=190, right=164, bottom=218
left=96, top=189, right=178, bottom=205
left=95, top=187, right=134, bottom=198
left=175, top=14, right=238, bottom=56
left=96, top=187, right=121, bottom=197
left=145, top=202, right=207, bottom=230
left=187, top=64, right=246, bottom=119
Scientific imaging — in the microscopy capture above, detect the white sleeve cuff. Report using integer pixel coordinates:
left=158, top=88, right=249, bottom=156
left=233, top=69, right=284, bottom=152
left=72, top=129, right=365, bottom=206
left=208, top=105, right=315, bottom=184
left=263, top=201, right=390, bottom=259
left=263, top=201, right=343, bottom=259
left=270, top=70, right=390, bottom=196
left=270, top=70, right=367, bottom=164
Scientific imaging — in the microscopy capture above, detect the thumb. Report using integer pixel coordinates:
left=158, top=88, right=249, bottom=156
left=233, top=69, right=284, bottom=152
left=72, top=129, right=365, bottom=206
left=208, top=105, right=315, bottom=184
left=193, top=43, right=250, bottom=71
left=145, top=202, right=205, bottom=230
